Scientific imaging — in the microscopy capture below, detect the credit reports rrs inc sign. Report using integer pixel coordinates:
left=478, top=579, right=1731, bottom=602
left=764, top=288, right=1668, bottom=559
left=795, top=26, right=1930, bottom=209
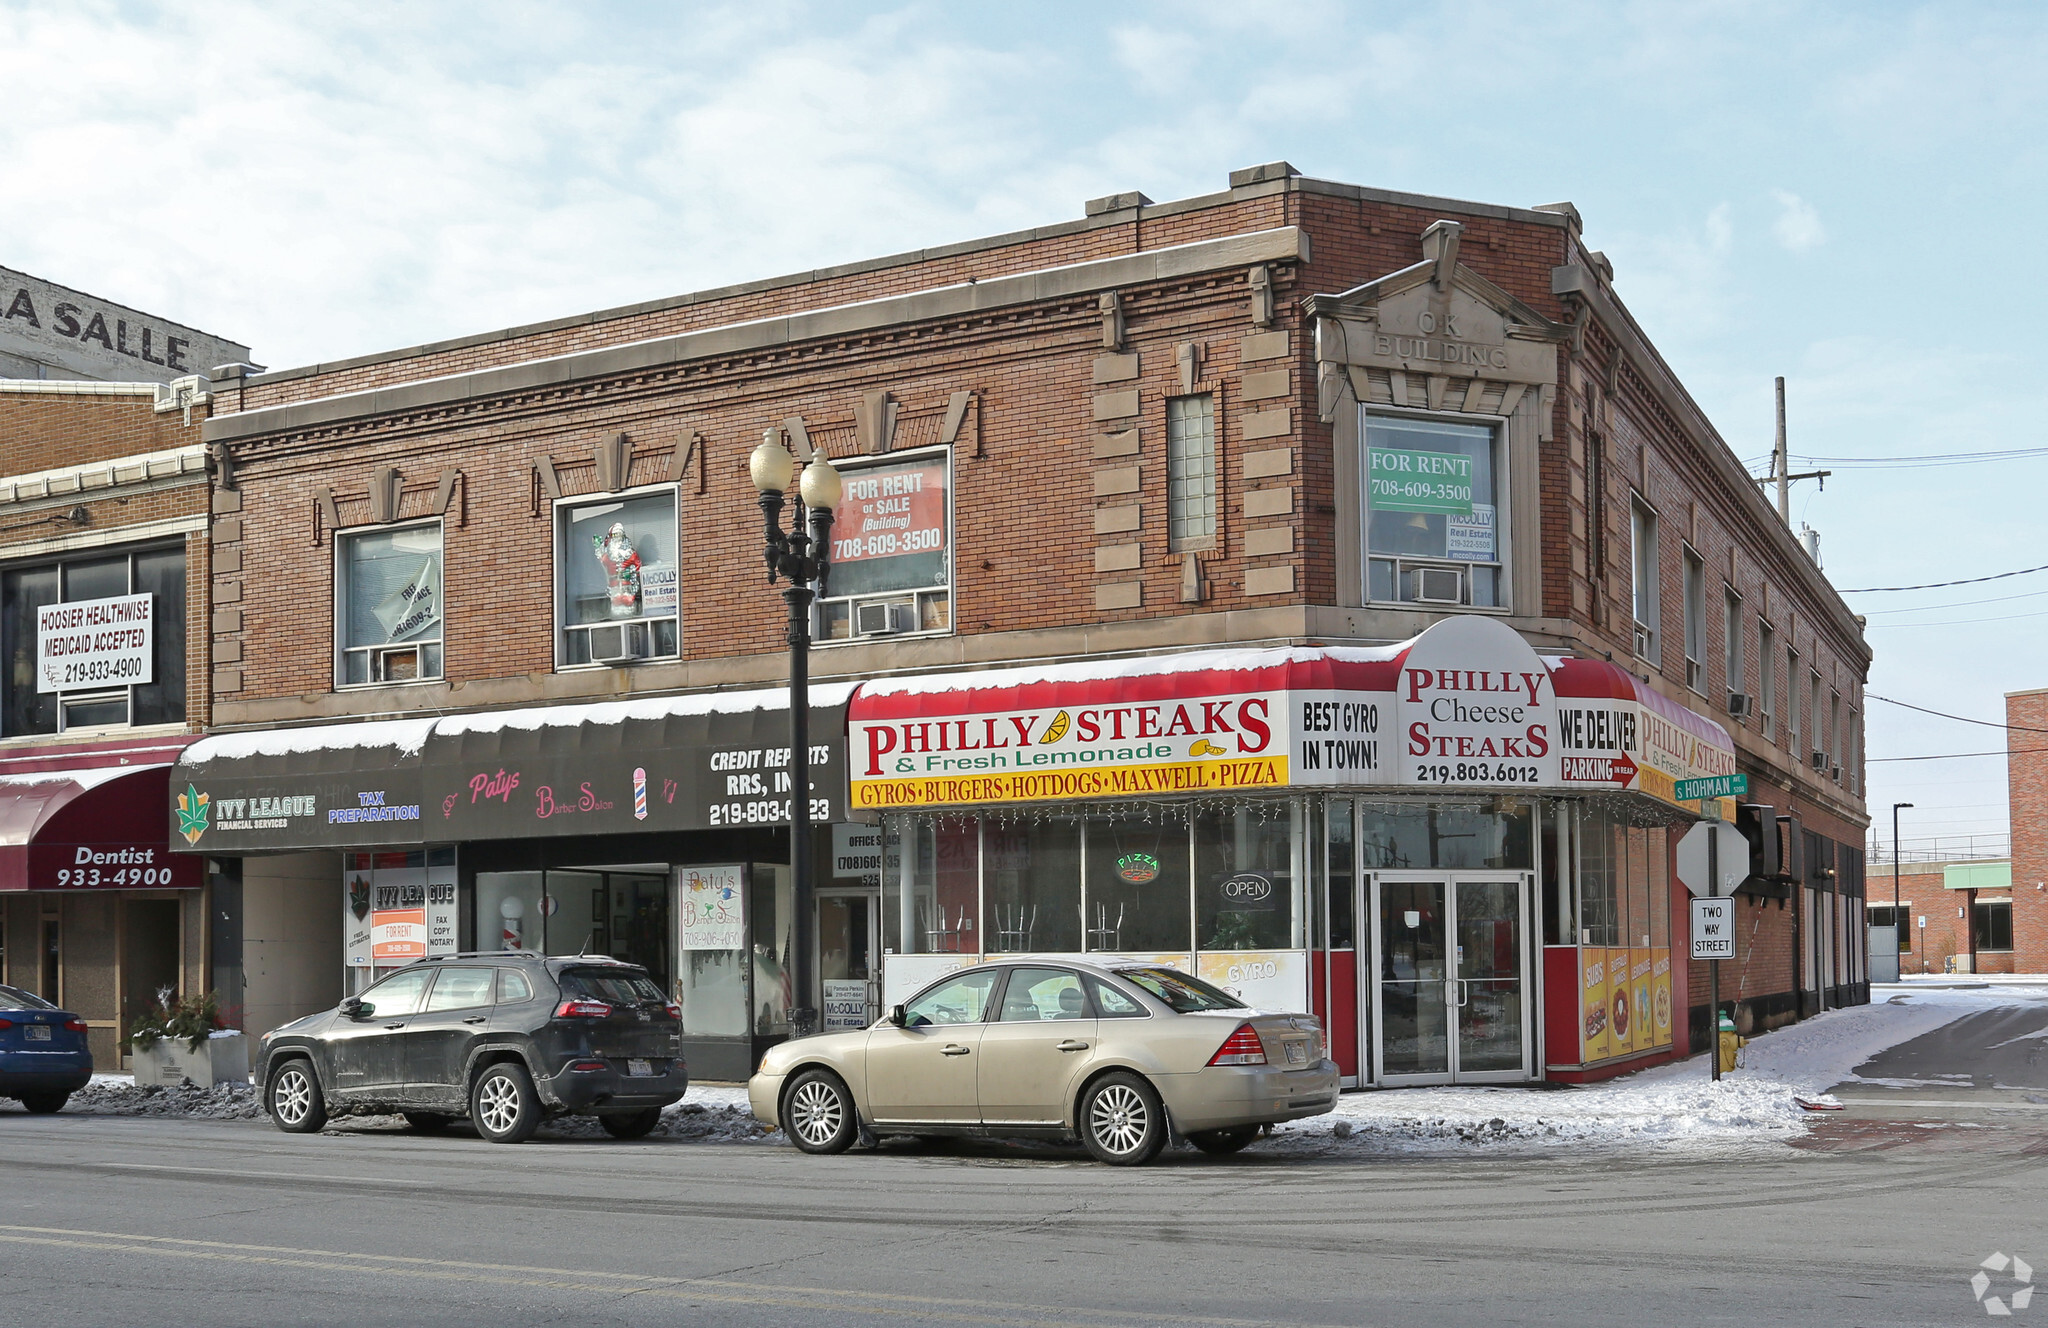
left=848, top=616, right=1735, bottom=810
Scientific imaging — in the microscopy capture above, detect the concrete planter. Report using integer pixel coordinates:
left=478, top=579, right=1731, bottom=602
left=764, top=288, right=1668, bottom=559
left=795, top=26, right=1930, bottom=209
left=129, top=1032, right=249, bottom=1087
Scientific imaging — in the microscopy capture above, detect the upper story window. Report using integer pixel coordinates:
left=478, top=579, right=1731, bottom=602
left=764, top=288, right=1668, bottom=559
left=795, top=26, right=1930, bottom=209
left=1786, top=647, right=1801, bottom=752
left=1724, top=588, right=1744, bottom=713
left=556, top=489, right=679, bottom=668
left=1364, top=413, right=1503, bottom=609
left=1681, top=546, right=1706, bottom=693
left=1630, top=501, right=1658, bottom=659
left=1166, top=395, right=1217, bottom=552
left=2, top=544, right=186, bottom=735
left=820, top=449, right=951, bottom=644
left=338, top=522, right=443, bottom=686
left=1757, top=620, right=1776, bottom=735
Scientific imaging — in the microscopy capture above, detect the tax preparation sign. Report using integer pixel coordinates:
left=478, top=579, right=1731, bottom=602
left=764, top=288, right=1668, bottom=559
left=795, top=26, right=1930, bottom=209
left=37, top=593, right=153, bottom=693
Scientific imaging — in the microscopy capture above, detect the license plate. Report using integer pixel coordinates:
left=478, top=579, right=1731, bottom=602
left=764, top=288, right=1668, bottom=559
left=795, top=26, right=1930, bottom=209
left=27, top=1025, right=51, bottom=1042
left=1284, top=1041, right=1307, bottom=1065
left=626, top=1058, right=654, bottom=1077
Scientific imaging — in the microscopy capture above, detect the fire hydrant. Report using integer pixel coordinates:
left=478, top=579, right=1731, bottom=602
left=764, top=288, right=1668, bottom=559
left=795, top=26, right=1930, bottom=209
left=1716, top=1011, right=1747, bottom=1074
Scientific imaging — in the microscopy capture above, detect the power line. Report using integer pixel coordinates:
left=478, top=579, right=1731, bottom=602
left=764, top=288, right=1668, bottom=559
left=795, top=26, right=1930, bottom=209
left=1868, top=749, right=2045, bottom=762
left=1790, top=447, right=2048, bottom=469
left=1840, top=563, right=2048, bottom=593
left=1868, top=694, right=2048, bottom=732
left=1862, top=587, right=2048, bottom=615
left=1864, top=607, right=2048, bottom=629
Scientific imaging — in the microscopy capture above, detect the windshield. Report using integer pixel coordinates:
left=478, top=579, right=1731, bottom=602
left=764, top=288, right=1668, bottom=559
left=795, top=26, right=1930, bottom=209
left=560, top=968, right=665, bottom=1004
left=1116, top=967, right=1245, bottom=1013
left=0, top=984, right=55, bottom=1011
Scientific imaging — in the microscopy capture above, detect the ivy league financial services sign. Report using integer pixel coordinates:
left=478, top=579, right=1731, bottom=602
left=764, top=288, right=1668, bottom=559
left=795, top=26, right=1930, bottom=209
left=848, top=616, right=1736, bottom=811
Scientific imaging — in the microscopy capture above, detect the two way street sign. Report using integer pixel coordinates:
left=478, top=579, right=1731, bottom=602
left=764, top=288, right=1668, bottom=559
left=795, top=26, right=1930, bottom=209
left=1691, top=897, right=1735, bottom=960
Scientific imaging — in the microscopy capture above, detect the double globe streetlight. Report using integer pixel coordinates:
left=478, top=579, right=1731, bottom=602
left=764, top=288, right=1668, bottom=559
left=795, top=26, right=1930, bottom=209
left=749, top=428, right=843, bottom=1037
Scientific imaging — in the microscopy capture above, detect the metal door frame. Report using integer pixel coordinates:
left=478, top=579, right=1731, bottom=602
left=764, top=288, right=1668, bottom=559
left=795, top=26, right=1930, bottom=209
left=815, top=887, right=882, bottom=1026
left=1363, top=870, right=1536, bottom=1086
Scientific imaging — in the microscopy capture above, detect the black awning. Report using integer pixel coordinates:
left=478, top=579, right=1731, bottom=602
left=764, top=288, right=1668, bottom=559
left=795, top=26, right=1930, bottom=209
left=171, top=687, right=850, bottom=854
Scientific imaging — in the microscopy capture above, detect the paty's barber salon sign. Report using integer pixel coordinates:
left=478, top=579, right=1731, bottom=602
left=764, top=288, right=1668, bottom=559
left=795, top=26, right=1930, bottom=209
left=847, top=616, right=1734, bottom=810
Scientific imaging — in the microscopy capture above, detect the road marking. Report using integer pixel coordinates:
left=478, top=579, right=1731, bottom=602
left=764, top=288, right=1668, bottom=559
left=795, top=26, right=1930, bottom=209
left=0, top=1224, right=1348, bottom=1328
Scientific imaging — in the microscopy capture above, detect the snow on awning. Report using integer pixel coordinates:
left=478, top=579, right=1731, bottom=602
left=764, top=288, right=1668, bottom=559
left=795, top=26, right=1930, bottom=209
left=0, top=764, right=202, bottom=891
left=848, top=615, right=1734, bottom=813
left=172, top=683, right=853, bottom=853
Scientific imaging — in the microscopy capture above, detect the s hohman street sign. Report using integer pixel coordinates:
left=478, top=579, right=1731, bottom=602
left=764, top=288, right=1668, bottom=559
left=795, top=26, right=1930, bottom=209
left=1674, top=773, right=1748, bottom=801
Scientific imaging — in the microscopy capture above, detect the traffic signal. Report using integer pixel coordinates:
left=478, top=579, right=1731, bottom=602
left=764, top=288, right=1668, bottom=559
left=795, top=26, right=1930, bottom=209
left=1735, top=803, right=1779, bottom=882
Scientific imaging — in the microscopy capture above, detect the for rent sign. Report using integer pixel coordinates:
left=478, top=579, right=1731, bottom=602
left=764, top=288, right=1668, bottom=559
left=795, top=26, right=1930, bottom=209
left=37, top=593, right=153, bottom=693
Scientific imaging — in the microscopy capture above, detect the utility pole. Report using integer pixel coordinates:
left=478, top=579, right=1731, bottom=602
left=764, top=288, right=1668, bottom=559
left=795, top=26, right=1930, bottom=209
left=1758, top=376, right=1830, bottom=528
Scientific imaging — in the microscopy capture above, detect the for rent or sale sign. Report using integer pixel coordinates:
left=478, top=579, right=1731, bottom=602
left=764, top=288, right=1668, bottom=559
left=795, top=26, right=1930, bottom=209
left=37, top=593, right=153, bottom=693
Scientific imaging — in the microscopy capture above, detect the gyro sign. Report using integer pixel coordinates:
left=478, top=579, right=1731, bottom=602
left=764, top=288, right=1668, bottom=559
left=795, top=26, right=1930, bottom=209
left=37, top=593, right=153, bottom=693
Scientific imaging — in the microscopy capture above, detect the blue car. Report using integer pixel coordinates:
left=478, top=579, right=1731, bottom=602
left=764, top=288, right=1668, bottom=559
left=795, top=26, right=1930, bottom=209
left=0, top=984, right=92, bottom=1113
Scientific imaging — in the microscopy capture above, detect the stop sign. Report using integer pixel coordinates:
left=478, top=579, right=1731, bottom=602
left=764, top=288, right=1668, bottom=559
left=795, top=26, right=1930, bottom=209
left=1676, top=821, right=1749, bottom=897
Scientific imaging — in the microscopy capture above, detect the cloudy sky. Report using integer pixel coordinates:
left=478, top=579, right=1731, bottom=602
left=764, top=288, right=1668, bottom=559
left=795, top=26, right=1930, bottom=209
left=4, top=0, right=2041, bottom=854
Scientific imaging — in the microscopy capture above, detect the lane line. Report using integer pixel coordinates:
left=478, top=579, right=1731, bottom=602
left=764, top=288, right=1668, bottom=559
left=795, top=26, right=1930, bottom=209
left=0, top=1224, right=1356, bottom=1328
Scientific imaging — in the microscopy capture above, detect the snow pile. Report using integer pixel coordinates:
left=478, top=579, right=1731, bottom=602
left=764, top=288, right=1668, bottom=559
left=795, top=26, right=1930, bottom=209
left=49, top=1079, right=263, bottom=1120
left=1258, top=983, right=2046, bottom=1156
left=537, top=1087, right=781, bottom=1144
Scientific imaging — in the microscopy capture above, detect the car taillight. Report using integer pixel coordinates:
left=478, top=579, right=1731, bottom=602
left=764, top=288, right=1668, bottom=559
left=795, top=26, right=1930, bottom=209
left=1207, top=1023, right=1267, bottom=1067
left=569, top=1060, right=608, bottom=1072
left=0, top=1018, right=11, bottom=1030
left=64, top=1019, right=87, bottom=1033
left=554, top=999, right=612, bottom=1019
left=664, top=1002, right=682, bottom=1019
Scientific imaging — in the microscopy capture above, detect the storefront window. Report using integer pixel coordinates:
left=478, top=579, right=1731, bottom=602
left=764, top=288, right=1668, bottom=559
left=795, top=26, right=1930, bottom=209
left=985, top=819, right=1081, bottom=953
left=1364, top=413, right=1503, bottom=609
left=1194, top=805, right=1302, bottom=951
left=1356, top=800, right=1533, bottom=871
left=557, top=489, right=679, bottom=666
left=890, top=817, right=980, bottom=954
left=1326, top=799, right=1356, bottom=950
left=1084, top=815, right=1192, bottom=953
left=347, top=848, right=458, bottom=987
left=820, top=450, right=951, bottom=644
left=337, top=522, right=442, bottom=686
left=2, top=544, right=188, bottom=734
left=751, top=863, right=794, bottom=1036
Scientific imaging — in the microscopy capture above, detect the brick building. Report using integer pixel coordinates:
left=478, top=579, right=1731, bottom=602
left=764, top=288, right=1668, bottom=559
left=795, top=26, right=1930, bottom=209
left=0, top=376, right=223, bottom=1067
left=175, top=163, right=1869, bottom=1085
left=1993, top=686, right=2048, bottom=970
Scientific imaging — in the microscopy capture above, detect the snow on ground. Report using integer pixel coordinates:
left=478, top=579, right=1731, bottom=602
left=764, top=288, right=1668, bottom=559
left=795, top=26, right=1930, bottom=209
left=21, top=982, right=2044, bottom=1155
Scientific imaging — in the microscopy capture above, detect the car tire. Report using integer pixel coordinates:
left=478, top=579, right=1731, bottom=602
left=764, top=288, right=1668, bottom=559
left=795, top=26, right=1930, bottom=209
left=1079, top=1071, right=1167, bottom=1166
left=402, top=1112, right=453, bottom=1133
left=1188, top=1125, right=1259, bottom=1155
left=470, top=1063, right=542, bottom=1144
left=782, top=1069, right=857, bottom=1154
left=268, top=1060, right=328, bottom=1134
left=19, top=1092, right=68, bottom=1115
left=598, top=1108, right=663, bottom=1140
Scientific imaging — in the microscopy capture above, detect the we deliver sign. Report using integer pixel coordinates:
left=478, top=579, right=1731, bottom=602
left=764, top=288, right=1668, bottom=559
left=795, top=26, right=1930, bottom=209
left=37, top=593, right=153, bottom=693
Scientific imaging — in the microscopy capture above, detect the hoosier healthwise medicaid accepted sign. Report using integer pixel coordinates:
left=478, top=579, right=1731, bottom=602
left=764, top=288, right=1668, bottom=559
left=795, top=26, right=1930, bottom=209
left=37, top=593, right=153, bottom=693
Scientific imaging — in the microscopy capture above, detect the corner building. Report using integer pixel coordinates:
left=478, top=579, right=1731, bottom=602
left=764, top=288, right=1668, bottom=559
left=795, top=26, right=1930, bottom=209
left=181, top=163, right=1870, bottom=1085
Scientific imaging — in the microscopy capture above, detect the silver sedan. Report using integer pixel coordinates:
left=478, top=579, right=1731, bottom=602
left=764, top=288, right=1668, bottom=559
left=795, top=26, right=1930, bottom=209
left=750, top=959, right=1338, bottom=1165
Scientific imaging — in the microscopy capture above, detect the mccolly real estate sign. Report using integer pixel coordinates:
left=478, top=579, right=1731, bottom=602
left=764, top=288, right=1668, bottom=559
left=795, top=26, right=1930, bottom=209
left=847, top=615, right=1735, bottom=811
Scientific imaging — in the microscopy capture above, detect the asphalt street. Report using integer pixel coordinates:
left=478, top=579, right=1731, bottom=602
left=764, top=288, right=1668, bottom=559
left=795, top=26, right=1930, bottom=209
left=0, top=1077, right=2039, bottom=1328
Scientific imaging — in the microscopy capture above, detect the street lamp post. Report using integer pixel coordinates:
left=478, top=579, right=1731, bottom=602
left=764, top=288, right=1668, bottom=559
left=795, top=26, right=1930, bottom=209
left=749, top=428, right=842, bottom=1038
left=1892, top=802, right=1913, bottom=976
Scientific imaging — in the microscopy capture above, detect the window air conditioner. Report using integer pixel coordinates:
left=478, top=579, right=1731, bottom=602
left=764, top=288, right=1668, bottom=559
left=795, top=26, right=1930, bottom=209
left=1633, top=623, right=1655, bottom=658
left=1411, top=567, right=1463, bottom=605
left=855, top=601, right=916, bottom=636
left=1809, top=749, right=1829, bottom=771
left=1831, top=763, right=1842, bottom=783
left=589, top=621, right=650, bottom=665
left=1727, top=692, right=1754, bottom=719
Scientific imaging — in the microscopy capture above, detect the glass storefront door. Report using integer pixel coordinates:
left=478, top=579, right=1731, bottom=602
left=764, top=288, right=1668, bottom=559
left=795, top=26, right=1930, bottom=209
left=817, top=891, right=879, bottom=1031
left=1368, top=873, right=1532, bottom=1085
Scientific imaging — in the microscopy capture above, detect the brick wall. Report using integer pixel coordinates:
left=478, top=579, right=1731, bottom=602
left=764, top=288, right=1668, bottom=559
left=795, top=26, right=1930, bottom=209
left=2008, top=689, right=2048, bottom=971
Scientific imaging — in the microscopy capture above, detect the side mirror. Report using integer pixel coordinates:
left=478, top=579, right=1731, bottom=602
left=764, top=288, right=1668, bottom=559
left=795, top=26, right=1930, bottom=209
left=341, top=998, right=370, bottom=1019
left=888, top=1004, right=907, bottom=1028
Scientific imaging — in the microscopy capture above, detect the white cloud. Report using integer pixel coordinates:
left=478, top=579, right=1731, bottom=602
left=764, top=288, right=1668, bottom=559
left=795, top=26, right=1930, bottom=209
left=1771, top=189, right=1826, bottom=251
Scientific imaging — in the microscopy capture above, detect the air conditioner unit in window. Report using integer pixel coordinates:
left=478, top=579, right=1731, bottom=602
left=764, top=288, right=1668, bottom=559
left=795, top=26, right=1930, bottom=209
left=1411, top=567, right=1463, bottom=605
left=1633, top=623, right=1655, bottom=658
left=855, top=601, right=916, bottom=636
left=1727, top=692, right=1754, bottom=719
left=1810, top=749, right=1829, bottom=771
left=589, top=621, right=650, bottom=665
left=1831, top=763, right=1842, bottom=782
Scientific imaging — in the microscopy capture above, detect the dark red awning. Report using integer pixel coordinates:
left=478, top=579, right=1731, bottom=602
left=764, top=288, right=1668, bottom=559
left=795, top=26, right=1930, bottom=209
left=0, top=763, right=200, bottom=892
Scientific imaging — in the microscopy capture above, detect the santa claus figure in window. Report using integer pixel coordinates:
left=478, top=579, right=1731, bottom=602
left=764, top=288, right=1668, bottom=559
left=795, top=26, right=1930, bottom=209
left=593, top=521, right=642, bottom=618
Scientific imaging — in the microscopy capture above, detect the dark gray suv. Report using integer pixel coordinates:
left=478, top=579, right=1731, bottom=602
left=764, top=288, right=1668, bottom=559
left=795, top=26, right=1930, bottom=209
left=259, top=953, right=687, bottom=1143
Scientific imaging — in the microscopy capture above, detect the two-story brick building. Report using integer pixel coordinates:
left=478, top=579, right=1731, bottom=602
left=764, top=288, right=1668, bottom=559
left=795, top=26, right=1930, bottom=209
left=174, top=163, right=1870, bottom=1084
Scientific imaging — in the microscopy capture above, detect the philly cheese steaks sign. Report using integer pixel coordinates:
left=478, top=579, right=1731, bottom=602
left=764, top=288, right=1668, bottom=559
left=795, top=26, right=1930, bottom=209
left=849, top=616, right=1733, bottom=809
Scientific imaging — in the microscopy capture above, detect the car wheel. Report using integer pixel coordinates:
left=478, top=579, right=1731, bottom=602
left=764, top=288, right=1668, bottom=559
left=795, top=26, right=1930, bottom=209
left=1188, top=1125, right=1259, bottom=1155
left=470, top=1063, right=542, bottom=1144
left=599, top=1108, right=663, bottom=1140
left=402, top=1112, right=453, bottom=1133
left=782, top=1069, right=857, bottom=1154
left=19, top=1092, right=68, bottom=1115
left=1079, top=1071, right=1167, bottom=1166
left=268, top=1060, right=328, bottom=1134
